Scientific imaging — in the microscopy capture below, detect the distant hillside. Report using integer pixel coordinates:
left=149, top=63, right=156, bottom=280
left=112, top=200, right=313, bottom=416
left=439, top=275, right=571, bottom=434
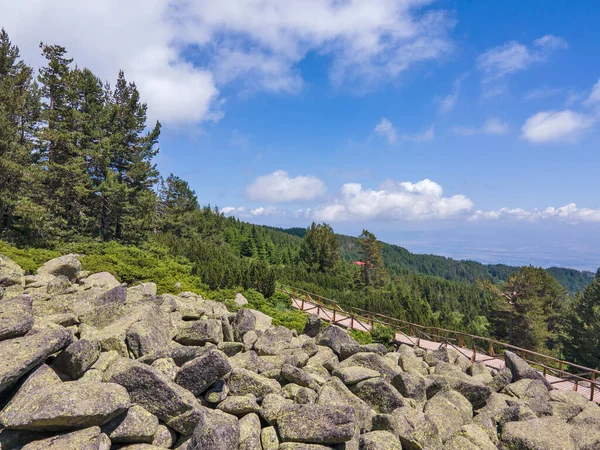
left=280, top=228, right=594, bottom=295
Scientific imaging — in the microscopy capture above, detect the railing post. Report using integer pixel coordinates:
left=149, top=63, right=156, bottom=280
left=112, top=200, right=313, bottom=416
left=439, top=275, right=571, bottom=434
left=591, top=373, right=596, bottom=402
left=301, top=297, right=305, bottom=309
left=350, top=315, right=354, bottom=329
left=333, top=308, right=336, bottom=323
left=471, top=345, right=477, bottom=363
left=459, top=335, right=465, bottom=348
left=488, top=341, right=495, bottom=356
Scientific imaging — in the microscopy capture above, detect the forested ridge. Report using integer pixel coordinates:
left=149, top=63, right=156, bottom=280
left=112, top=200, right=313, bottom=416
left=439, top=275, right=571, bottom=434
left=1, top=29, right=600, bottom=369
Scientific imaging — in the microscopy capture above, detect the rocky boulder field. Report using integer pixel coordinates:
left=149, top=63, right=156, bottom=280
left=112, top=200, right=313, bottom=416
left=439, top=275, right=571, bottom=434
left=1, top=254, right=600, bottom=449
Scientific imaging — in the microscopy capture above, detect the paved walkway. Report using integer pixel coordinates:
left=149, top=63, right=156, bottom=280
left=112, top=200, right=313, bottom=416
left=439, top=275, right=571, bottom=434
left=291, top=297, right=596, bottom=402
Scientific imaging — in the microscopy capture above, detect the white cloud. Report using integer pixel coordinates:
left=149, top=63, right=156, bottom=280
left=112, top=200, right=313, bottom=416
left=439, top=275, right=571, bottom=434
left=439, top=73, right=468, bottom=113
left=375, top=118, right=397, bottom=144
left=177, top=0, right=455, bottom=89
left=406, top=125, right=435, bottom=142
left=471, top=204, right=600, bottom=223
left=524, top=86, right=564, bottom=101
left=477, top=35, right=567, bottom=82
left=451, top=118, right=509, bottom=136
left=521, top=110, right=595, bottom=143
left=246, top=171, right=327, bottom=203
left=222, top=206, right=246, bottom=215
left=313, top=179, right=473, bottom=222
left=584, top=78, right=600, bottom=107
left=0, top=0, right=220, bottom=125
left=375, top=119, right=434, bottom=143
left=1, top=0, right=455, bottom=124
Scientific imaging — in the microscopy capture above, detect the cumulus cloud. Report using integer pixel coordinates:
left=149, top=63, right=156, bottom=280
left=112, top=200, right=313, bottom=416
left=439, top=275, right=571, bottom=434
left=477, top=35, right=567, bottom=82
left=375, top=118, right=397, bottom=144
left=521, top=110, right=595, bottom=143
left=313, top=179, right=473, bottom=222
left=1, top=0, right=455, bottom=124
left=451, top=118, right=509, bottom=136
left=471, top=204, right=600, bottom=223
left=246, top=171, right=327, bottom=203
left=0, top=0, right=220, bottom=125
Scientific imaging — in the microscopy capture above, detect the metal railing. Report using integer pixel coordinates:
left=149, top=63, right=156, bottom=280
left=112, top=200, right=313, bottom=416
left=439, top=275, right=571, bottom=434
left=280, top=284, right=600, bottom=401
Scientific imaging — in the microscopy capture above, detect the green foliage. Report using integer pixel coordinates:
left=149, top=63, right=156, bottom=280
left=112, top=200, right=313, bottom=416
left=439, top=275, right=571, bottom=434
left=66, top=241, right=206, bottom=295
left=485, top=266, right=568, bottom=353
left=300, top=222, right=340, bottom=273
left=349, top=329, right=373, bottom=345
left=561, top=269, right=600, bottom=369
left=358, top=229, right=386, bottom=288
left=371, top=323, right=395, bottom=346
left=0, top=240, right=59, bottom=273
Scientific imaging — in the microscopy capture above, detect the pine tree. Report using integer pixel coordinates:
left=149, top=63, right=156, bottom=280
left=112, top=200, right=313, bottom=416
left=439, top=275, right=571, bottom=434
left=359, top=229, right=385, bottom=288
left=300, top=222, right=340, bottom=273
left=38, top=43, right=92, bottom=236
left=103, top=70, right=161, bottom=241
left=562, top=269, right=600, bottom=369
left=0, top=29, right=42, bottom=240
left=156, top=174, right=199, bottom=236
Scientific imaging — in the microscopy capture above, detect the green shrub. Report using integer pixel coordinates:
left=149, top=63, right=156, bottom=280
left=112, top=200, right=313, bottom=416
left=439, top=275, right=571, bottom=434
left=0, top=240, right=60, bottom=273
left=371, top=323, right=395, bottom=347
left=349, top=329, right=373, bottom=345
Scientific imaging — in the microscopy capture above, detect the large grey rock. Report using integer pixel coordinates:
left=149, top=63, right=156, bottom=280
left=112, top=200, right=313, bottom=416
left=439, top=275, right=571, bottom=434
left=0, top=326, right=72, bottom=395
left=504, top=350, right=552, bottom=389
left=303, top=314, right=321, bottom=337
left=351, top=377, right=406, bottom=414
left=175, top=319, right=223, bottom=345
left=21, top=426, right=110, bottom=450
left=0, top=381, right=130, bottom=431
left=374, top=407, right=442, bottom=450
left=46, top=275, right=72, bottom=295
left=391, top=371, right=427, bottom=403
left=175, top=349, right=232, bottom=395
left=359, top=430, right=402, bottom=450
left=189, top=409, right=239, bottom=450
left=278, top=404, right=357, bottom=444
left=53, top=339, right=100, bottom=379
left=315, top=325, right=358, bottom=357
left=261, top=426, right=279, bottom=450
left=500, top=416, right=577, bottom=450
left=37, top=254, right=81, bottom=280
left=423, top=390, right=472, bottom=443
left=254, top=326, right=294, bottom=355
left=228, top=367, right=282, bottom=400
left=0, top=294, right=33, bottom=341
left=80, top=272, right=120, bottom=290
left=234, top=293, right=248, bottom=306
left=126, top=306, right=173, bottom=358
left=238, top=412, right=261, bottom=450
left=102, top=405, right=159, bottom=444
left=232, top=308, right=256, bottom=340
left=317, top=377, right=372, bottom=432
left=340, top=352, right=401, bottom=381
left=334, top=366, right=380, bottom=385
left=0, top=254, right=25, bottom=288
left=259, top=393, right=294, bottom=425
left=445, top=424, right=497, bottom=450
left=217, top=394, right=260, bottom=415
left=106, top=358, right=202, bottom=434
left=249, top=308, right=273, bottom=331
left=282, top=363, right=319, bottom=390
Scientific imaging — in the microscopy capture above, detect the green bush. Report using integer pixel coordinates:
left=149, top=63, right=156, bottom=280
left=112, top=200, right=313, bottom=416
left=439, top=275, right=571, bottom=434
left=0, top=240, right=60, bottom=273
left=371, top=323, right=395, bottom=348
left=64, top=241, right=207, bottom=295
left=349, top=329, right=373, bottom=345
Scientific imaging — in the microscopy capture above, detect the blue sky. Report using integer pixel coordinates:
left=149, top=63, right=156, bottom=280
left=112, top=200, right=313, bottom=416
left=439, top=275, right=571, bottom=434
left=2, top=0, right=600, bottom=270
